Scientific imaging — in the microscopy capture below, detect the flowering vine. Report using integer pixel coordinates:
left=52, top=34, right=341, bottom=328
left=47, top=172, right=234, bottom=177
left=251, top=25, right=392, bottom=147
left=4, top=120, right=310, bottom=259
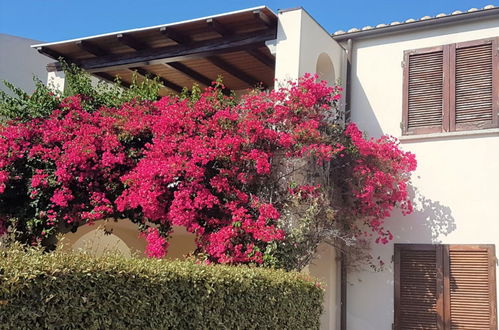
left=0, top=74, right=416, bottom=267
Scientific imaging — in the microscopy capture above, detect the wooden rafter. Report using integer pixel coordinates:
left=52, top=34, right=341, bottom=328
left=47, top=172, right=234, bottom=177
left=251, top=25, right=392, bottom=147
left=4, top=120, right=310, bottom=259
left=46, top=61, right=63, bottom=72
left=36, top=46, right=67, bottom=62
left=159, top=27, right=191, bottom=44
left=206, top=18, right=233, bottom=37
left=79, top=30, right=276, bottom=72
left=117, top=33, right=148, bottom=51
left=166, top=62, right=231, bottom=95
left=206, top=18, right=274, bottom=69
left=160, top=25, right=229, bottom=91
left=246, top=48, right=275, bottom=68
left=207, top=56, right=265, bottom=88
left=253, top=9, right=276, bottom=28
left=166, top=62, right=212, bottom=87
left=76, top=40, right=108, bottom=56
left=130, top=67, right=183, bottom=93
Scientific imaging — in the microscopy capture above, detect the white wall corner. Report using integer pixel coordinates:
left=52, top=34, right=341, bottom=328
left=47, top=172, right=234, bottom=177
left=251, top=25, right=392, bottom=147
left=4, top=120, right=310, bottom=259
left=274, top=8, right=304, bottom=84
left=47, top=70, right=65, bottom=93
left=298, top=9, right=345, bottom=80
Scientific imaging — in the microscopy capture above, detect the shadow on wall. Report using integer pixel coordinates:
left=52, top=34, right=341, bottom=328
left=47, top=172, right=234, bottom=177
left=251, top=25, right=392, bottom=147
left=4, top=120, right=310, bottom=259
left=349, top=71, right=385, bottom=138
left=347, top=71, right=457, bottom=239
left=392, top=185, right=456, bottom=244
left=346, top=184, right=456, bottom=330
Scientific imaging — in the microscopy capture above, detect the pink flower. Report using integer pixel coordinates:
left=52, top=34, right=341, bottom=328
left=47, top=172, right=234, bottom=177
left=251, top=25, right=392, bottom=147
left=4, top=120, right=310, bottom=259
left=142, top=227, right=169, bottom=258
left=0, top=73, right=415, bottom=260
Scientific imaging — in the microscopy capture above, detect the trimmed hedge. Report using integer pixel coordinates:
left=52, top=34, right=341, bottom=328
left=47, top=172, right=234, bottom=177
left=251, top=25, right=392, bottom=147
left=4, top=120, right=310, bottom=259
left=0, top=247, right=323, bottom=329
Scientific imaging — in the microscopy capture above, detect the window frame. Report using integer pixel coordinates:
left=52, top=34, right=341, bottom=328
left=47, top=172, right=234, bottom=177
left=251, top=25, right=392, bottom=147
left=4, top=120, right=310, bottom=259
left=402, top=37, right=499, bottom=136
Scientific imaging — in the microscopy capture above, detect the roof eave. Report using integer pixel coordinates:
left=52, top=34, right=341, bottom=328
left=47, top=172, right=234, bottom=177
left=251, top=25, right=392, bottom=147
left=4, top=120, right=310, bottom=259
left=31, top=6, right=276, bottom=48
left=333, top=7, right=499, bottom=41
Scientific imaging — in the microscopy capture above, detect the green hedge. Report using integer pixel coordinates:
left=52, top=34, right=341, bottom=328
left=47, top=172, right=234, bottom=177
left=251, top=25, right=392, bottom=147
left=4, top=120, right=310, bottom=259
left=0, top=247, right=323, bottom=329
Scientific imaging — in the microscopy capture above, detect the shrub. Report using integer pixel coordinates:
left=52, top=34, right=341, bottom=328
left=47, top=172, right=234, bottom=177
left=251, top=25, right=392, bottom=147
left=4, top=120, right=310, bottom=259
left=0, top=69, right=417, bottom=270
left=0, top=246, right=323, bottom=329
left=0, top=63, right=162, bottom=121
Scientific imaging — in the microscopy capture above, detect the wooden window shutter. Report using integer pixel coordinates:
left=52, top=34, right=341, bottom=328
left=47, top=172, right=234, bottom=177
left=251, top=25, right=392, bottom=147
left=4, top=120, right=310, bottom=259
left=450, top=38, right=499, bottom=131
left=445, top=245, right=497, bottom=329
left=395, top=244, right=497, bottom=330
left=403, top=46, right=449, bottom=135
left=394, top=244, right=444, bottom=329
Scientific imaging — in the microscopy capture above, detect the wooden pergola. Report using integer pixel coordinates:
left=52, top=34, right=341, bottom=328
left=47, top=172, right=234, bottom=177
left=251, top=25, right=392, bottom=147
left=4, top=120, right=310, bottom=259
left=33, top=7, right=277, bottom=95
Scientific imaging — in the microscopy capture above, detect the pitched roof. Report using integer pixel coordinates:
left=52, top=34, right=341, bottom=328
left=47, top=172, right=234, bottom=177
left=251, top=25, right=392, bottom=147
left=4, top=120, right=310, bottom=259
left=333, top=4, right=498, bottom=40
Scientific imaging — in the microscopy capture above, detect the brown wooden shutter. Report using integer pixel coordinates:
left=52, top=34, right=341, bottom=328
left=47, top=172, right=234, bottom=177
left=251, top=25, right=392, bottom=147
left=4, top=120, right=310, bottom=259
left=395, top=244, right=497, bottom=330
left=403, top=47, right=448, bottom=135
left=395, top=244, right=443, bottom=329
left=446, top=245, right=497, bottom=329
left=450, top=38, right=499, bottom=131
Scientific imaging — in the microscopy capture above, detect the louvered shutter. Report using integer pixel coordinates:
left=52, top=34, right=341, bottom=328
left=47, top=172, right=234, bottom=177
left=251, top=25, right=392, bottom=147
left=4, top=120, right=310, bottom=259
left=451, top=38, right=499, bottom=131
left=395, top=244, right=497, bottom=329
left=403, top=47, right=447, bottom=135
left=395, top=244, right=443, bottom=329
left=446, top=245, right=497, bottom=329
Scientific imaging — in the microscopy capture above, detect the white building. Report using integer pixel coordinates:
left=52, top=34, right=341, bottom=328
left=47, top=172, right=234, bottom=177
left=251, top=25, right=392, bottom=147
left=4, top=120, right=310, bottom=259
left=31, top=5, right=498, bottom=329
left=333, top=7, right=499, bottom=330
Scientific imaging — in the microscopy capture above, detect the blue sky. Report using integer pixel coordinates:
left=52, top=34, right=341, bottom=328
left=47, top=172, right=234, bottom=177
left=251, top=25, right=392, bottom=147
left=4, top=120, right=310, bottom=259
left=0, top=0, right=497, bottom=42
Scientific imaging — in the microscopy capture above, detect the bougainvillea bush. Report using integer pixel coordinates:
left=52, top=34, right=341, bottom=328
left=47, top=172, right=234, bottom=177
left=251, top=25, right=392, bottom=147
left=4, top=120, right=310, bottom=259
left=0, top=71, right=416, bottom=270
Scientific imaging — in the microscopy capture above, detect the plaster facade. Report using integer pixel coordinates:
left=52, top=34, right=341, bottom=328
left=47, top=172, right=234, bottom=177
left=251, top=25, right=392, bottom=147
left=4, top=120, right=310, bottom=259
left=345, top=17, right=499, bottom=330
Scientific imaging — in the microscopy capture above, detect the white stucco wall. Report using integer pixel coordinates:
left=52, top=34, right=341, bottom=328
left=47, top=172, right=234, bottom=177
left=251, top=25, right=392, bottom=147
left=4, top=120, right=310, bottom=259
left=275, top=8, right=346, bottom=86
left=0, top=34, right=52, bottom=94
left=346, top=18, right=499, bottom=330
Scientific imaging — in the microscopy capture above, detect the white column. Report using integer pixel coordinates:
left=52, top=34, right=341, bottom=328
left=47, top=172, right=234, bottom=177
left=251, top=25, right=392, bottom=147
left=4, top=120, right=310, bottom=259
left=273, top=9, right=304, bottom=84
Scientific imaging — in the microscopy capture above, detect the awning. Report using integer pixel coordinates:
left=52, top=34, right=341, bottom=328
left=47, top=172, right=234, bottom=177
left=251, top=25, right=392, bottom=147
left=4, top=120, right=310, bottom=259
left=32, top=6, right=277, bottom=94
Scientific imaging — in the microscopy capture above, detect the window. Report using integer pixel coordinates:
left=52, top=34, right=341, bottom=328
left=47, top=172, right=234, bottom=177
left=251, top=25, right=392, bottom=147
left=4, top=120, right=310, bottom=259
left=394, top=244, right=497, bottom=329
left=402, top=38, right=499, bottom=135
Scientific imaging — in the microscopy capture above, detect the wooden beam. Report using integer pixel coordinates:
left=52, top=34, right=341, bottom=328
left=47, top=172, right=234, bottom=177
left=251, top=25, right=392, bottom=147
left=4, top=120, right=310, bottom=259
left=76, top=40, right=108, bottom=56
left=205, top=18, right=275, bottom=69
left=93, top=72, right=131, bottom=88
left=38, top=46, right=131, bottom=89
left=166, top=62, right=231, bottom=94
left=117, top=33, right=148, bottom=50
left=207, top=56, right=265, bottom=88
left=159, top=27, right=191, bottom=44
left=36, top=46, right=67, bottom=62
left=246, top=48, right=275, bottom=68
left=80, top=30, right=276, bottom=72
left=253, top=9, right=276, bottom=29
left=46, top=61, right=63, bottom=72
left=166, top=62, right=213, bottom=87
left=206, top=18, right=233, bottom=37
left=130, top=67, right=183, bottom=93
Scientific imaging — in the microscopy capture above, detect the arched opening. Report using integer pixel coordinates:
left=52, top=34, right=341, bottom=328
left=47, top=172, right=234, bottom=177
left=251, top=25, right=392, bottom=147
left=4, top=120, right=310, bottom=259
left=71, top=227, right=132, bottom=257
left=315, top=53, right=335, bottom=86
left=61, top=219, right=196, bottom=260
